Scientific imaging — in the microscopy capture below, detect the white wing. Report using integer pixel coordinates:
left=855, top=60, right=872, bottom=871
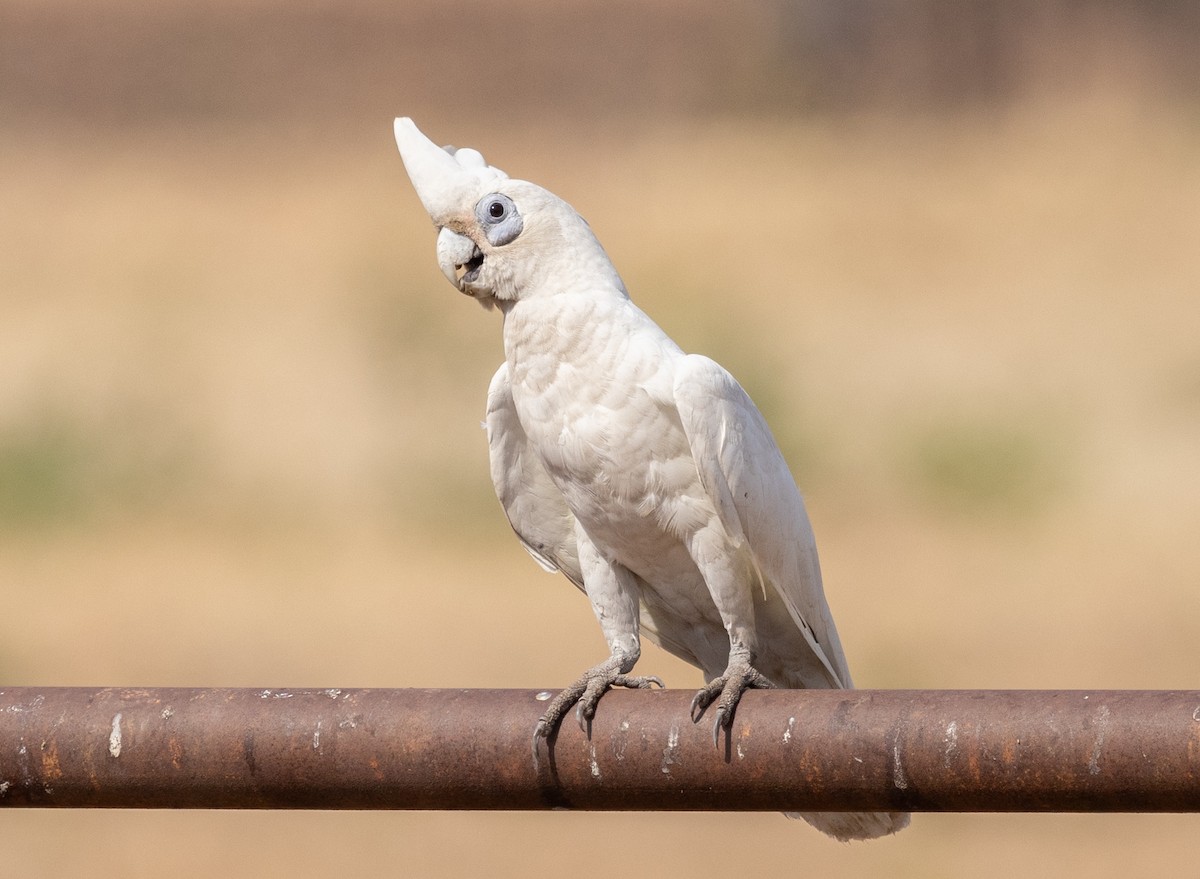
left=673, top=354, right=852, bottom=689
left=485, top=363, right=583, bottom=588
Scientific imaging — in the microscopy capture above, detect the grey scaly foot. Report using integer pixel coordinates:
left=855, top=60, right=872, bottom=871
left=532, top=654, right=663, bottom=759
left=690, top=652, right=776, bottom=746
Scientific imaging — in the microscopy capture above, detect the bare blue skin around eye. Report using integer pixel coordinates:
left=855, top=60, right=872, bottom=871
left=476, top=193, right=524, bottom=246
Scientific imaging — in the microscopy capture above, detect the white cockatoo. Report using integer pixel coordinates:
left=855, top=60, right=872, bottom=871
left=393, top=117, right=909, bottom=841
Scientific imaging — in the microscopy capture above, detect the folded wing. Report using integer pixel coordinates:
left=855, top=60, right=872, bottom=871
left=673, top=354, right=851, bottom=689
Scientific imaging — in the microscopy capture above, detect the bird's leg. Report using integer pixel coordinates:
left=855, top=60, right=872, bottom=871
left=686, top=526, right=778, bottom=745
left=533, top=529, right=662, bottom=755
left=689, top=644, right=776, bottom=745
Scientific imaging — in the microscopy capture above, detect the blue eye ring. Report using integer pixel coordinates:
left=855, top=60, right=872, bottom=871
left=475, top=193, right=523, bottom=246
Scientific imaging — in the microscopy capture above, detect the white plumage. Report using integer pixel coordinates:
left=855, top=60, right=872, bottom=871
left=394, top=117, right=908, bottom=841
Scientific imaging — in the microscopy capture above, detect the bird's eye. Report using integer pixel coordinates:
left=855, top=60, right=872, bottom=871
left=475, top=193, right=523, bottom=247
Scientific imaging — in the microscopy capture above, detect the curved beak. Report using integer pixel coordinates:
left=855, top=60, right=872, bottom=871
left=437, top=226, right=483, bottom=292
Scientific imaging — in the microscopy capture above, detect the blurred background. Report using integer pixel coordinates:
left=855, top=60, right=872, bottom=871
left=2, top=0, right=1198, bottom=874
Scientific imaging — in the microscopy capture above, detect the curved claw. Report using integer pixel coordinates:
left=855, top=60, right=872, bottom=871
left=689, top=689, right=709, bottom=723
left=532, top=719, right=549, bottom=767
left=711, top=707, right=726, bottom=746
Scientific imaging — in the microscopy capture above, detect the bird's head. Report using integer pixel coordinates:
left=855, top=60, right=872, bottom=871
left=394, top=117, right=625, bottom=310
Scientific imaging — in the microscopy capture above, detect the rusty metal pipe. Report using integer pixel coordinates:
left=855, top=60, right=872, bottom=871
left=1, top=688, right=1198, bottom=811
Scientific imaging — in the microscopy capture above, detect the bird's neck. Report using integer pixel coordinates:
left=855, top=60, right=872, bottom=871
left=500, top=293, right=622, bottom=392
left=499, top=293, right=680, bottom=402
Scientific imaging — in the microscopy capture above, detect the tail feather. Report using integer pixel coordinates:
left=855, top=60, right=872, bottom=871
left=788, top=810, right=911, bottom=842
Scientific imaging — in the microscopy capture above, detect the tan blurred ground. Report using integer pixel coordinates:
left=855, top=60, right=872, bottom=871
left=2, top=1, right=1199, bottom=875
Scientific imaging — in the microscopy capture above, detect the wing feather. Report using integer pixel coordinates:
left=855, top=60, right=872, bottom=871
left=485, top=363, right=583, bottom=589
left=673, top=354, right=852, bottom=689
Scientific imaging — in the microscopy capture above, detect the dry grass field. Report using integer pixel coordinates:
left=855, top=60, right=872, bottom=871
left=2, top=1, right=1199, bottom=874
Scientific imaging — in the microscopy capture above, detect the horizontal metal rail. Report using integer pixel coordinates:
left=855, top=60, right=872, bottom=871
left=1, top=687, right=1198, bottom=811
